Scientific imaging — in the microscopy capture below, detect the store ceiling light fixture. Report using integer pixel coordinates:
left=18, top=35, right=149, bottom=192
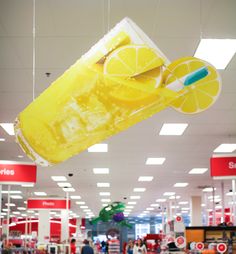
left=88, top=143, right=108, bottom=152
left=0, top=123, right=15, bottom=135
left=99, top=192, right=110, bottom=196
left=51, top=176, right=67, bottom=182
left=133, top=188, right=146, bottom=192
left=76, top=201, right=85, bottom=204
left=138, top=176, right=153, bottom=181
left=146, top=157, right=165, bottom=165
left=159, top=123, right=188, bottom=135
left=70, top=196, right=81, bottom=200
left=202, top=187, right=216, bottom=192
left=156, top=199, right=166, bottom=202
left=214, top=143, right=236, bottom=153
left=0, top=138, right=5, bottom=142
left=188, top=168, right=208, bottom=174
left=174, top=183, right=189, bottom=187
left=163, top=192, right=175, bottom=196
left=194, top=39, right=236, bottom=69
left=63, top=187, right=75, bottom=192
left=21, top=183, right=34, bottom=187
left=93, top=168, right=109, bottom=174
left=130, top=196, right=141, bottom=199
left=97, top=182, right=110, bottom=187
left=34, top=191, right=47, bottom=196
left=57, top=182, right=71, bottom=188
left=101, top=199, right=111, bottom=202
left=10, top=195, right=23, bottom=199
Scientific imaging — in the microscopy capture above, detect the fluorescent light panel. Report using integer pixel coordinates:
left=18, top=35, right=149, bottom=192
left=156, top=199, right=166, bottom=202
left=51, top=176, right=67, bottom=181
left=159, top=123, right=188, bottom=136
left=133, top=188, right=146, bottom=192
left=93, top=168, right=109, bottom=174
left=88, top=143, right=108, bottom=152
left=99, top=192, right=110, bottom=196
left=202, top=187, right=216, bottom=192
left=101, top=199, right=111, bottom=202
left=76, top=201, right=85, bottom=204
left=97, top=182, right=110, bottom=187
left=146, top=157, right=165, bottom=165
left=57, top=182, right=71, bottom=187
left=194, top=39, right=236, bottom=69
left=70, top=196, right=81, bottom=199
left=0, top=123, right=15, bottom=135
left=63, top=187, right=75, bottom=192
left=34, top=192, right=47, bottom=196
left=214, top=143, right=236, bottom=153
left=10, top=195, right=23, bottom=199
left=130, top=196, right=140, bottom=199
left=138, top=176, right=153, bottom=182
left=0, top=138, right=5, bottom=141
left=174, top=183, right=189, bottom=187
left=163, top=192, right=175, bottom=196
left=21, top=183, right=34, bottom=187
left=189, top=168, right=208, bottom=174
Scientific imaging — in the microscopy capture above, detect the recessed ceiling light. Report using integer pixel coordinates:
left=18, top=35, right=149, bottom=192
left=5, top=203, right=15, bottom=207
left=174, top=183, right=189, bottom=187
left=88, top=143, right=108, bottom=152
left=181, top=207, right=190, bottom=210
left=138, top=176, right=153, bottom=182
left=179, top=201, right=188, bottom=205
left=214, top=143, right=236, bottom=153
left=146, top=207, right=154, bottom=211
left=201, top=203, right=206, bottom=207
left=188, top=168, right=208, bottom=174
left=163, top=192, right=175, bottom=196
left=17, top=207, right=26, bottom=210
left=12, top=211, right=20, bottom=215
left=124, top=209, right=132, bottom=212
left=34, top=192, right=47, bottom=196
left=99, top=192, right=110, bottom=196
left=0, top=123, right=15, bottom=135
left=2, top=208, right=9, bottom=212
left=84, top=209, right=91, bottom=212
left=57, top=182, right=72, bottom=187
left=80, top=206, right=88, bottom=209
left=126, top=206, right=134, bottom=208
left=10, top=195, right=23, bottom=199
left=150, top=204, right=159, bottom=207
left=63, top=187, right=75, bottom=192
left=133, top=188, right=146, bottom=192
left=169, top=195, right=181, bottom=199
left=17, top=155, right=24, bottom=158
left=71, top=196, right=81, bottom=200
left=202, top=187, right=216, bottom=192
left=93, top=168, right=109, bottom=174
left=1, top=190, right=22, bottom=194
left=208, top=195, right=220, bottom=199
left=143, top=211, right=150, bottom=214
left=97, top=183, right=110, bottom=187
left=130, top=196, right=140, bottom=199
left=0, top=138, right=5, bottom=142
left=21, top=183, right=34, bottom=187
left=159, top=123, right=188, bottom=136
left=51, top=176, right=67, bottom=182
left=146, top=157, right=165, bottom=165
left=226, top=192, right=233, bottom=196
left=76, top=201, right=85, bottom=204
left=101, top=199, right=111, bottom=202
left=156, top=199, right=166, bottom=202
left=128, top=201, right=137, bottom=205
left=194, top=39, right=236, bottom=69
left=102, top=204, right=108, bottom=207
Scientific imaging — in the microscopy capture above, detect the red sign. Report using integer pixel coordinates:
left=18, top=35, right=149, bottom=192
left=0, top=161, right=36, bottom=184
left=196, top=242, right=204, bottom=250
left=217, top=243, right=227, bottom=253
left=27, top=199, right=71, bottom=210
left=175, top=236, right=186, bottom=248
left=211, top=156, right=236, bottom=179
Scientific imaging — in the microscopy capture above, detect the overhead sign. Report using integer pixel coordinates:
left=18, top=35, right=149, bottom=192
left=0, top=160, right=36, bottom=184
left=211, top=156, right=236, bottom=179
left=27, top=198, right=71, bottom=210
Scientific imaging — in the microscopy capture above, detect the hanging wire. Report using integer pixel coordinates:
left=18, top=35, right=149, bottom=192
left=107, top=0, right=111, bottom=32
left=32, top=0, right=36, bottom=100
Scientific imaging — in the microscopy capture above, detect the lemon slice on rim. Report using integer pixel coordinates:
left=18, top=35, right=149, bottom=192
left=163, top=57, right=222, bottom=114
left=103, top=44, right=164, bottom=104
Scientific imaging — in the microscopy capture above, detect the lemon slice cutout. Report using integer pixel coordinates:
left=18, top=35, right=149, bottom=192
left=163, top=57, right=221, bottom=114
left=103, top=45, right=164, bottom=105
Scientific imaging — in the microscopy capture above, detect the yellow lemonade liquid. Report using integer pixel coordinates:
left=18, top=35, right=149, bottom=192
left=15, top=20, right=178, bottom=166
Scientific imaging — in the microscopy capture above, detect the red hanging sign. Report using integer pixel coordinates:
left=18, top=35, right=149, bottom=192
left=0, top=161, right=36, bottom=184
left=210, top=156, right=236, bottom=179
left=27, top=198, right=71, bottom=210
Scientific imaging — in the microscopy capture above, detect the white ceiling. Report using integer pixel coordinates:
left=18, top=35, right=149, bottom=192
left=0, top=0, right=236, bottom=219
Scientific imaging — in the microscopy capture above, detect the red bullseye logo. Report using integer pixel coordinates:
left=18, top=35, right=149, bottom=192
left=196, top=242, right=204, bottom=250
left=175, top=236, right=186, bottom=248
left=217, top=243, right=227, bottom=253
left=176, top=216, right=182, bottom=222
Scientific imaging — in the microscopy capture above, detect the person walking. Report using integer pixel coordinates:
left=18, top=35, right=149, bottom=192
left=125, top=240, right=134, bottom=254
left=133, top=239, right=147, bottom=254
left=81, top=240, right=94, bottom=254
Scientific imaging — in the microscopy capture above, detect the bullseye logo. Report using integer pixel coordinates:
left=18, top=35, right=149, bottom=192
left=196, top=242, right=204, bottom=250
left=175, top=216, right=182, bottom=222
left=217, top=243, right=227, bottom=253
left=175, top=236, right=186, bottom=249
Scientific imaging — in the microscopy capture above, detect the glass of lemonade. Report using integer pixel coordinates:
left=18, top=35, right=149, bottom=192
left=15, top=18, right=172, bottom=166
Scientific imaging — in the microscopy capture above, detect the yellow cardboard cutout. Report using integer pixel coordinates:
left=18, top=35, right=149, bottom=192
left=14, top=18, right=221, bottom=166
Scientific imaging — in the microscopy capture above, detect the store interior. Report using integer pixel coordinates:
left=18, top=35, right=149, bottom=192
left=0, top=0, right=236, bottom=253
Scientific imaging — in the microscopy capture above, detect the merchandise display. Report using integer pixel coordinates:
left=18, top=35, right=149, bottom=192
left=14, top=17, right=221, bottom=166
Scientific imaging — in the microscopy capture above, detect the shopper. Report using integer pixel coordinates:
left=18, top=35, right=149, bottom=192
left=70, top=239, right=77, bottom=254
left=125, top=240, right=134, bottom=254
left=81, top=239, right=94, bottom=254
left=133, top=239, right=147, bottom=254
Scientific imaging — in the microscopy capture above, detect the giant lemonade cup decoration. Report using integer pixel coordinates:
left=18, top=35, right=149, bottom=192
left=15, top=18, right=222, bottom=166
